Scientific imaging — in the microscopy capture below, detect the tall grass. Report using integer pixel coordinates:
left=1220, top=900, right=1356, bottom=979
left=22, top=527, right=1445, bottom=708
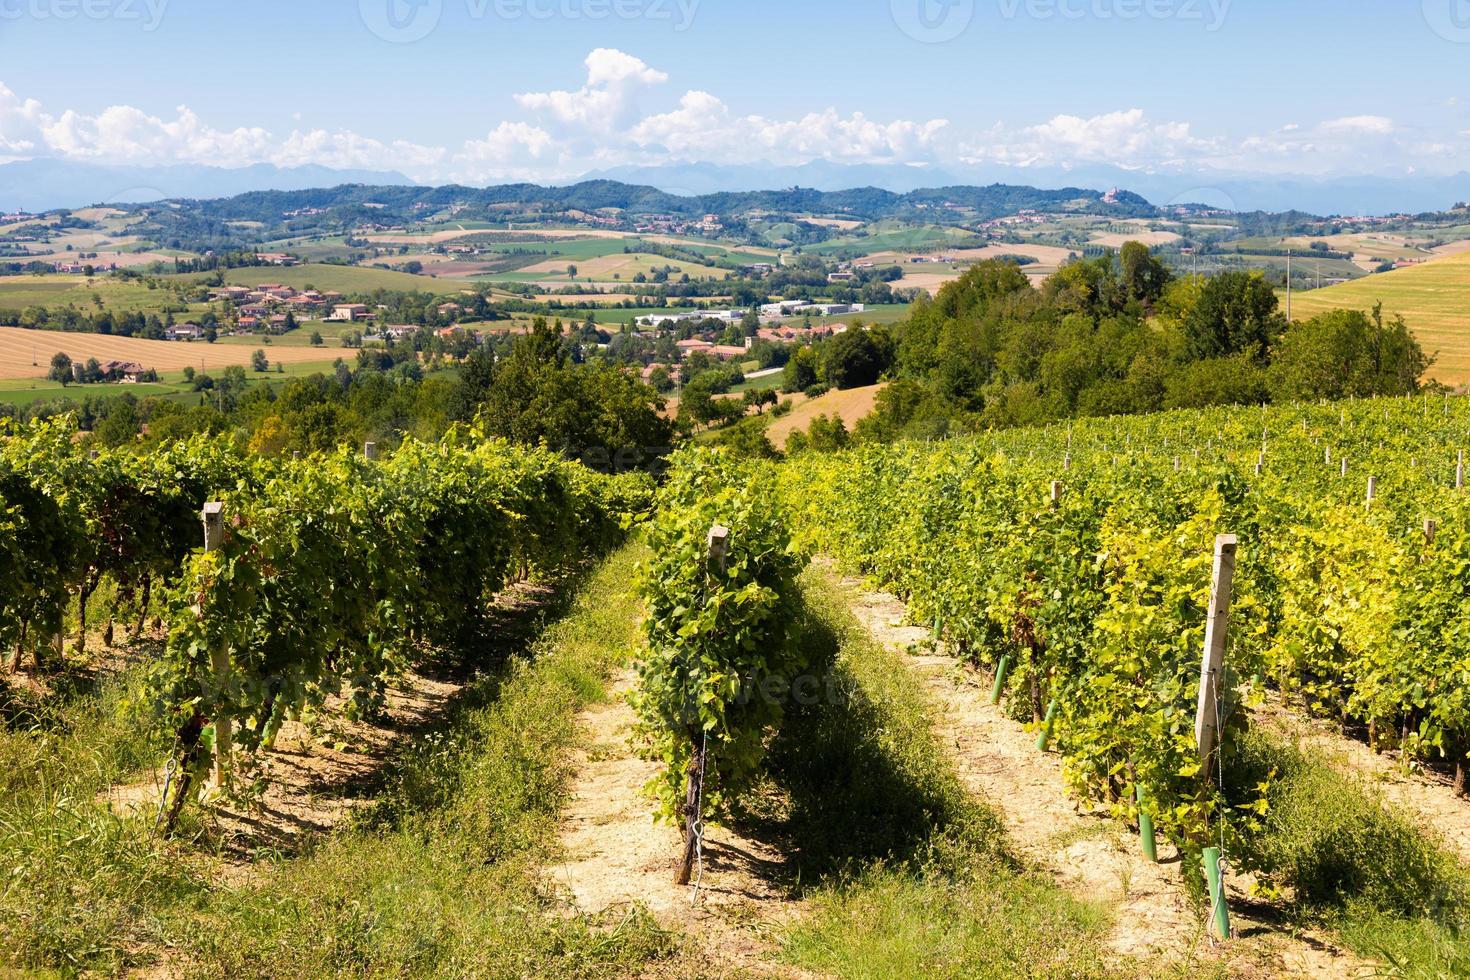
left=1, top=546, right=684, bottom=975
left=771, top=570, right=1127, bottom=978
left=1228, top=729, right=1470, bottom=976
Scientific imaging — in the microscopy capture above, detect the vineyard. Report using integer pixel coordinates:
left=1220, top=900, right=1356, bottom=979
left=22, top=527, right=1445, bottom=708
left=4, top=397, right=1470, bottom=975
left=623, top=396, right=1470, bottom=973
left=1, top=418, right=648, bottom=830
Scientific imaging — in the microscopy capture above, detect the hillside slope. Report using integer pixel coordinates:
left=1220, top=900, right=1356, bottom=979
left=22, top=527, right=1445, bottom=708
left=1288, top=250, right=1470, bottom=384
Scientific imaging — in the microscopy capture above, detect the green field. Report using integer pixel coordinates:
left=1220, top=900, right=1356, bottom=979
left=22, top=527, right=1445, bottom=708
left=0, top=274, right=207, bottom=317
left=0, top=357, right=353, bottom=408
left=1287, top=248, right=1470, bottom=385
left=205, top=264, right=471, bottom=295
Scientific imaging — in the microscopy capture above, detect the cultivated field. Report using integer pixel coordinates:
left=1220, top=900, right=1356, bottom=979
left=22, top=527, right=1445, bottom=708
left=0, top=326, right=341, bottom=380
left=765, top=382, right=884, bottom=447
left=0, top=275, right=208, bottom=317
left=216, top=264, right=472, bottom=295
left=1286, top=248, right=1470, bottom=385
left=515, top=252, right=728, bottom=282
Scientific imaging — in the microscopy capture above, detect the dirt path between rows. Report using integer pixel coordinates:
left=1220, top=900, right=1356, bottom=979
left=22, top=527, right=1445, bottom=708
left=549, top=668, right=811, bottom=978
left=99, top=581, right=560, bottom=867
left=825, top=564, right=1372, bottom=980
left=1253, top=695, right=1470, bottom=866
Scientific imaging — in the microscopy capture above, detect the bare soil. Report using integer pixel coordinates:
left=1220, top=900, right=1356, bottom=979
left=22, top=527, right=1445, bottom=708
left=823, top=564, right=1374, bottom=979
left=549, top=668, right=810, bottom=978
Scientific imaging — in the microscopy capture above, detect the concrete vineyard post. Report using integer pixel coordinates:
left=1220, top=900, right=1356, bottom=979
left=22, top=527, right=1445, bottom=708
left=1194, top=534, right=1238, bottom=767
left=364, top=441, right=378, bottom=461
left=203, top=503, right=231, bottom=790
left=1050, top=481, right=1063, bottom=506
left=1366, top=477, right=1377, bottom=510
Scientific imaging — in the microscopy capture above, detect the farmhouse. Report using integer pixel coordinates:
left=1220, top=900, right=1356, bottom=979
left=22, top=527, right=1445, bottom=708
left=55, top=262, right=86, bottom=274
left=87, top=360, right=148, bottom=383
left=255, top=253, right=299, bottom=266
left=165, top=323, right=205, bottom=341
left=330, top=304, right=371, bottom=322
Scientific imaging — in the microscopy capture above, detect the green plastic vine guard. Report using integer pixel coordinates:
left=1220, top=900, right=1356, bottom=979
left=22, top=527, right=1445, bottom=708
left=991, top=655, right=1011, bottom=705
left=1136, top=783, right=1157, bottom=862
left=1036, top=696, right=1059, bottom=751
left=1203, top=847, right=1231, bottom=941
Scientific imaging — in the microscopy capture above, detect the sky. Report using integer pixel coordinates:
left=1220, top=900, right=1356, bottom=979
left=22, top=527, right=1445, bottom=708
left=1, top=0, right=1468, bottom=184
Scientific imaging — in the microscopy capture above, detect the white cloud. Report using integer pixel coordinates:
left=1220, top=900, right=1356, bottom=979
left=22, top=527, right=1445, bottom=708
left=1318, top=115, right=1395, bottom=136
left=0, top=54, right=1462, bottom=186
left=514, top=48, right=668, bottom=134
left=626, top=92, right=947, bottom=165
left=961, top=108, right=1216, bottom=169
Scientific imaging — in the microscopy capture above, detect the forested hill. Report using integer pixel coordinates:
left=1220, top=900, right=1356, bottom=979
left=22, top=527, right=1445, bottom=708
left=129, top=179, right=1158, bottom=229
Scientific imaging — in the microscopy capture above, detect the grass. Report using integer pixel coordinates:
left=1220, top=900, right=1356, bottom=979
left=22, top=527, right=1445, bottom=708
left=1287, top=248, right=1470, bottom=384
left=767, top=568, right=1127, bottom=978
left=0, top=273, right=210, bottom=317
left=186, top=263, right=471, bottom=295
left=0, top=544, right=685, bottom=975
left=1226, top=729, right=1470, bottom=975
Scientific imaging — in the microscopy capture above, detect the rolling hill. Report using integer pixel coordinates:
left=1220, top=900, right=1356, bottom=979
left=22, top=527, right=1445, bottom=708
left=1287, top=249, right=1470, bottom=385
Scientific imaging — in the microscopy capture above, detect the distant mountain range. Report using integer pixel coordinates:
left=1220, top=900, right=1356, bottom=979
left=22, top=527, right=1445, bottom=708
left=3, top=157, right=1466, bottom=217
left=583, top=162, right=1470, bottom=217
left=0, top=160, right=415, bottom=213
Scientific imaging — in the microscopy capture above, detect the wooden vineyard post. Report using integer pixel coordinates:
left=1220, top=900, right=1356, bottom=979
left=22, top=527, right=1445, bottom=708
left=1425, top=520, right=1438, bottom=547
left=1195, top=534, right=1237, bottom=942
left=1050, top=481, right=1064, bottom=507
left=1194, top=535, right=1238, bottom=769
left=202, top=503, right=232, bottom=790
left=676, top=524, right=730, bottom=887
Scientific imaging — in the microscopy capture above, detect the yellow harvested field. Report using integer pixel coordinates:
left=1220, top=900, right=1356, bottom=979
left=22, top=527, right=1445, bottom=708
left=765, top=383, right=884, bottom=448
left=524, top=292, right=639, bottom=304
left=523, top=252, right=727, bottom=281
left=1286, top=249, right=1470, bottom=385
left=26, top=249, right=176, bottom=269
left=894, top=271, right=964, bottom=294
left=0, top=326, right=339, bottom=380
left=1087, top=230, right=1181, bottom=248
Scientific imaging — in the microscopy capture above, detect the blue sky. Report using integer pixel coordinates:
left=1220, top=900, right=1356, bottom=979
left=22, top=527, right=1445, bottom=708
left=1, top=0, right=1467, bottom=182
